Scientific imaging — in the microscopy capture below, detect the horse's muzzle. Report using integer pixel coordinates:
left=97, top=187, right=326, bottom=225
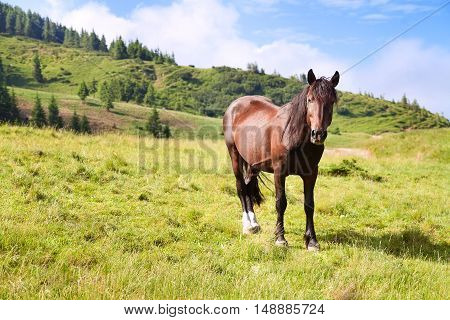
left=311, top=129, right=327, bottom=145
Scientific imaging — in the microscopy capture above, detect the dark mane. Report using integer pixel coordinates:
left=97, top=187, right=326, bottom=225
left=283, top=77, right=337, bottom=149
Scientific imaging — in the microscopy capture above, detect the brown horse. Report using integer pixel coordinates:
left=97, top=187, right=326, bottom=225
left=223, top=69, right=339, bottom=250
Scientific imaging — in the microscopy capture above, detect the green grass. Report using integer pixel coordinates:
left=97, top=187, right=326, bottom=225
left=0, top=125, right=448, bottom=299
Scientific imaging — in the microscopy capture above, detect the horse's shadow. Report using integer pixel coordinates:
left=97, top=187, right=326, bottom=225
left=293, top=228, right=449, bottom=262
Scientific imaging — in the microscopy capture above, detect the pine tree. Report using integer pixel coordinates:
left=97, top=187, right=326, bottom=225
left=31, top=95, right=47, bottom=128
left=162, top=124, right=171, bottom=138
left=88, top=31, right=100, bottom=51
left=14, top=12, right=23, bottom=35
left=23, top=12, right=32, bottom=37
left=48, top=95, right=63, bottom=128
left=80, top=114, right=91, bottom=134
left=144, top=83, right=156, bottom=106
left=99, top=35, right=108, bottom=52
left=70, top=111, right=81, bottom=132
left=99, top=81, right=113, bottom=111
left=32, top=52, right=44, bottom=83
left=0, top=58, right=11, bottom=122
left=89, top=78, right=98, bottom=96
left=9, top=89, right=20, bottom=123
left=63, top=28, right=72, bottom=46
left=401, top=94, right=409, bottom=105
left=77, top=81, right=89, bottom=102
left=111, top=37, right=128, bottom=59
left=80, top=29, right=89, bottom=49
left=5, top=10, right=15, bottom=34
left=42, top=18, right=50, bottom=41
left=146, top=107, right=162, bottom=137
left=0, top=87, right=10, bottom=122
left=0, top=57, right=5, bottom=85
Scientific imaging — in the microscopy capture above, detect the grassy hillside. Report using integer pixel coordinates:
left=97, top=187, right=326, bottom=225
left=0, top=125, right=448, bottom=299
left=1, top=34, right=448, bottom=134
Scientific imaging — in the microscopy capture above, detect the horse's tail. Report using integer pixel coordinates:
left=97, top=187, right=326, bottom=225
left=247, top=175, right=264, bottom=206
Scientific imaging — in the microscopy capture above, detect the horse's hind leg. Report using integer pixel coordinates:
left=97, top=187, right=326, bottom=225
left=244, top=175, right=261, bottom=233
left=227, top=145, right=260, bottom=234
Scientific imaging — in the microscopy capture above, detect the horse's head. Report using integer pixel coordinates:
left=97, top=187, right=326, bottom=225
left=306, top=69, right=339, bottom=145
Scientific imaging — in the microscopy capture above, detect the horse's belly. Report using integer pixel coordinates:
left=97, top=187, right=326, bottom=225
left=233, top=126, right=272, bottom=166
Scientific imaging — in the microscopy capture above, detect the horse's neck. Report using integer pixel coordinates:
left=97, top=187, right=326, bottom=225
left=282, top=103, right=309, bottom=150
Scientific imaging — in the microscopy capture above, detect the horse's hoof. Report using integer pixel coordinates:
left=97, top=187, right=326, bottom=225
left=307, top=243, right=320, bottom=251
left=243, top=225, right=261, bottom=235
left=275, top=239, right=289, bottom=247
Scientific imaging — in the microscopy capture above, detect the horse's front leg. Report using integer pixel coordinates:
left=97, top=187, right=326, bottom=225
left=274, top=170, right=288, bottom=246
left=302, top=167, right=320, bottom=251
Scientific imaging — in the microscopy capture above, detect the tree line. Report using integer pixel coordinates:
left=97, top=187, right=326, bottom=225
left=77, top=77, right=157, bottom=110
left=0, top=2, right=176, bottom=64
left=30, top=95, right=91, bottom=134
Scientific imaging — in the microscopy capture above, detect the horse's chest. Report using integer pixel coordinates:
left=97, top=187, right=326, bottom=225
left=287, top=144, right=324, bottom=175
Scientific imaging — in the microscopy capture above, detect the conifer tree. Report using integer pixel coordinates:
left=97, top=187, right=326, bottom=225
left=42, top=18, right=51, bottom=41
left=31, top=95, right=47, bottom=128
left=144, top=83, right=156, bottom=106
left=162, top=124, right=171, bottom=138
left=80, top=114, right=91, bottom=134
left=0, top=57, right=11, bottom=122
left=9, top=90, right=20, bottom=123
left=0, top=86, right=11, bottom=122
left=99, top=81, right=113, bottom=111
left=0, top=57, right=5, bottom=85
left=146, top=107, right=162, bottom=137
left=88, top=31, right=100, bottom=51
left=77, top=81, right=89, bottom=102
left=32, top=52, right=44, bottom=83
left=70, top=111, right=81, bottom=132
left=63, top=28, right=72, bottom=46
left=99, top=35, right=108, bottom=52
left=89, top=78, right=98, bottom=97
left=23, top=11, right=32, bottom=37
left=111, top=37, right=128, bottom=59
left=14, top=12, right=23, bottom=35
left=48, top=95, right=63, bottom=128
left=5, top=10, right=15, bottom=34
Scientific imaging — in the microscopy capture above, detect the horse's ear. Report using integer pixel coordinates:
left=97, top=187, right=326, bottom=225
left=307, top=69, right=316, bottom=85
left=331, top=71, right=340, bottom=87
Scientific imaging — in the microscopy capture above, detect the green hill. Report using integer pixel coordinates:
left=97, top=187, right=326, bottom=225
left=0, top=34, right=448, bottom=134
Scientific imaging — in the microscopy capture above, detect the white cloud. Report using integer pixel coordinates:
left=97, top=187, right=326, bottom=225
left=343, top=39, right=450, bottom=116
left=49, top=0, right=344, bottom=78
left=361, top=13, right=390, bottom=21
left=58, top=2, right=134, bottom=38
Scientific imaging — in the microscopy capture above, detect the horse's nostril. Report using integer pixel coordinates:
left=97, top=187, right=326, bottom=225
left=322, top=131, right=328, bottom=140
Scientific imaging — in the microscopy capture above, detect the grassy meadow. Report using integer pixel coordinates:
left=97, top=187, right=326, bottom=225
left=0, top=125, right=448, bottom=299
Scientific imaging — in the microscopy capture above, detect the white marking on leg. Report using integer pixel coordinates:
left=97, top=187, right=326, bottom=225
left=242, top=211, right=252, bottom=233
left=247, top=211, right=260, bottom=228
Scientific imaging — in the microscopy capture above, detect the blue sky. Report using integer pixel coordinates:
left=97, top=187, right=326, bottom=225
left=9, top=0, right=450, bottom=115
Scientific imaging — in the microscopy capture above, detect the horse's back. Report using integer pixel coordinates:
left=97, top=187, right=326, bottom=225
left=223, top=96, right=279, bottom=131
left=223, top=96, right=283, bottom=166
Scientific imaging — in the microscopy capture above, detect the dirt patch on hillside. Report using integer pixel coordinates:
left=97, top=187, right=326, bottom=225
left=324, top=148, right=372, bottom=159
